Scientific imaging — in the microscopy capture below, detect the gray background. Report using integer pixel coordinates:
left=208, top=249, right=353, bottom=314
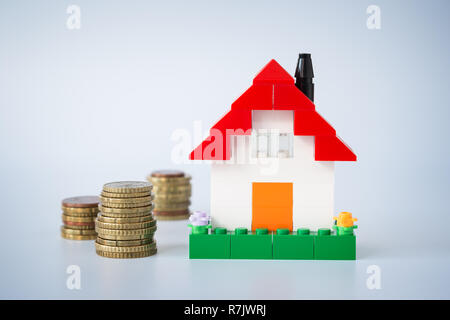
left=0, top=0, right=449, bottom=299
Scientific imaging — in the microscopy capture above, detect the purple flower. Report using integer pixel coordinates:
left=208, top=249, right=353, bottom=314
left=189, top=211, right=210, bottom=226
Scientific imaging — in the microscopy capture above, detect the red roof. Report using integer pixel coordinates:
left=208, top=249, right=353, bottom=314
left=190, top=59, right=356, bottom=161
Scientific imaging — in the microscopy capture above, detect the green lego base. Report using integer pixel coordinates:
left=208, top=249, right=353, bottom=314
left=230, top=228, right=272, bottom=260
left=188, top=227, right=356, bottom=260
left=189, top=229, right=230, bottom=259
left=273, top=229, right=314, bottom=260
left=314, top=229, right=356, bottom=260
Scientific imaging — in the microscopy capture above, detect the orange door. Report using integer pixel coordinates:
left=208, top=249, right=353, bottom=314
left=252, top=182, right=293, bottom=232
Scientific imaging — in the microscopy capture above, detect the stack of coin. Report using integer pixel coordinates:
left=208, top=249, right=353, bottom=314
left=95, top=181, right=157, bottom=259
left=147, top=170, right=191, bottom=220
left=61, top=196, right=99, bottom=240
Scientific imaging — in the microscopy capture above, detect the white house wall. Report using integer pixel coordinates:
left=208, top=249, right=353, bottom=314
left=210, top=110, right=335, bottom=231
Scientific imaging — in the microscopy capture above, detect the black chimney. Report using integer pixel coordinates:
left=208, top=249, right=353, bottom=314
left=295, top=53, right=314, bottom=102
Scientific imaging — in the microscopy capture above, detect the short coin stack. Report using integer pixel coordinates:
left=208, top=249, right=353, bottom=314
left=147, top=170, right=191, bottom=220
left=61, top=196, right=99, bottom=240
left=95, top=181, right=157, bottom=259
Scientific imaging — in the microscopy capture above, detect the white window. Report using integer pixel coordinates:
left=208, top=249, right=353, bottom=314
left=257, top=130, right=269, bottom=157
left=278, top=133, right=293, bottom=158
left=252, top=129, right=293, bottom=158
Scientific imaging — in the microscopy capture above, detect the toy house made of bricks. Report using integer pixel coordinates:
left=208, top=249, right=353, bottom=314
left=190, top=59, right=356, bottom=232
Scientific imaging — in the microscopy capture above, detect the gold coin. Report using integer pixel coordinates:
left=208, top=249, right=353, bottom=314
left=100, top=194, right=153, bottom=204
left=154, top=199, right=190, bottom=205
left=99, top=211, right=153, bottom=218
left=154, top=209, right=189, bottom=215
left=150, top=170, right=185, bottom=178
left=95, top=220, right=156, bottom=230
left=95, top=225, right=157, bottom=236
left=155, top=183, right=190, bottom=190
left=96, top=214, right=153, bottom=224
left=155, top=213, right=191, bottom=220
left=62, top=196, right=99, bottom=208
left=62, top=214, right=96, bottom=223
left=99, top=204, right=153, bottom=214
left=100, top=195, right=153, bottom=203
left=154, top=189, right=191, bottom=196
left=61, top=232, right=97, bottom=240
left=96, top=248, right=157, bottom=259
left=61, top=226, right=97, bottom=235
left=62, top=207, right=99, bottom=217
left=101, top=191, right=151, bottom=199
left=152, top=180, right=190, bottom=184
left=99, top=201, right=152, bottom=209
left=153, top=206, right=190, bottom=212
left=154, top=193, right=191, bottom=202
left=150, top=182, right=191, bottom=188
left=149, top=180, right=190, bottom=187
left=154, top=187, right=192, bottom=195
left=96, top=237, right=153, bottom=247
left=95, top=241, right=156, bottom=253
left=102, top=181, right=152, bottom=194
left=154, top=201, right=190, bottom=211
left=149, top=174, right=191, bottom=182
left=63, top=224, right=95, bottom=230
left=94, top=233, right=154, bottom=241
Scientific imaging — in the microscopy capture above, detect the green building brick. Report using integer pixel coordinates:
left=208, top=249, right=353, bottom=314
left=314, top=228, right=356, bottom=260
left=273, top=228, right=314, bottom=260
left=230, top=228, right=272, bottom=259
left=189, top=228, right=230, bottom=259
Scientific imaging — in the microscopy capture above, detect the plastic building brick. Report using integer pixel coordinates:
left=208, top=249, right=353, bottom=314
left=231, top=84, right=273, bottom=110
left=314, top=228, right=356, bottom=260
left=253, top=59, right=294, bottom=85
left=273, top=228, right=314, bottom=260
left=315, top=135, right=357, bottom=161
left=230, top=228, right=272, bottom=259
left=189, top=212, right=228, bottom=259
left=189, top=110, right=252, bottom=161
left=189, top=228, right=231, bottom=259
left=294, top=53, right=315, bottom=101
left=188, top=211, right=211, bottom=234
left=334, top=211, right=357, bottom=227
left=189, top=136, right=221, bottom=161
left=211, top=110, right=252, bottom=135
left=293, top=110, right=336, bottom=136
left=333, top=212, right=358, bottom=236
left=251, top=182, right=293, bottom=232
left=273, top=84, right=315, bottom=111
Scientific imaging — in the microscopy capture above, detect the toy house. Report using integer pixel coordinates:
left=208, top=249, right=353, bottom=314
left=189, top=55, right=357, bottom=260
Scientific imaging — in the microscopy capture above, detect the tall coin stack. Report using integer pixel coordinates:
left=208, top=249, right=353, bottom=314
left=61, top=196, right=99, bottom=240
left=147, top=170, right=191, bottom=220
left=95, top=181, right=157, bottom=259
